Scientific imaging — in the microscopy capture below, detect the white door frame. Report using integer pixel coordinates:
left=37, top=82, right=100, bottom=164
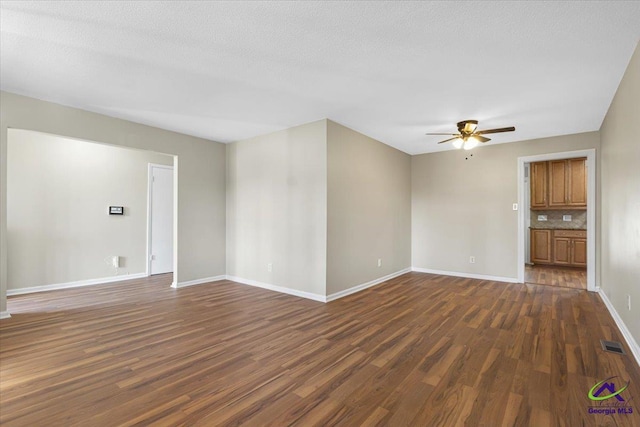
left=517, top=149, right=597, bottom=291
left=524, top=163, right=531, bottom=264
left=147, top=163, right=176, bottom=281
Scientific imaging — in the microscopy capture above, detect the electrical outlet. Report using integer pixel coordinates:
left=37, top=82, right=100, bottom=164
left=538, top=215, right=548, bottom=221
left=512, top=203, right=518, bottom=211
left=469, top=256, right=475, bottom=264
left=563, top=215, right=572, bottom=222
left=377, top=258, right=382, bottom=267
left=112, top=256, right=120, bottom=268
left=267, top=263, right=272, bottom=272
left=628, top=295, right=631, bottom=311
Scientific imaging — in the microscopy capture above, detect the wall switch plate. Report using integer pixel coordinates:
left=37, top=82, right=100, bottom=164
left=563, top=215, right=572, bottom=221
left=469, top=256, right=475, bottom=264
left=112, top=256, right=120, bottom=268
left=538, top=215, right=548, bottom=221
left=512, top=203, right=518, bottom=211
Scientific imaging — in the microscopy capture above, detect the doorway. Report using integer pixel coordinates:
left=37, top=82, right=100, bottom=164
left=148, top=164, right=174, bottom=276
left=517, top=149, right=596, bottom=291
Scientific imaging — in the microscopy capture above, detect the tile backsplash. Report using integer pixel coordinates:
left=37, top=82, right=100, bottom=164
left=530, top=209, right=586, bottom=229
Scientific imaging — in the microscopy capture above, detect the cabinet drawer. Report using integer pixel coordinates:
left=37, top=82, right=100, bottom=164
left=554, top=229, right=586, bottom=238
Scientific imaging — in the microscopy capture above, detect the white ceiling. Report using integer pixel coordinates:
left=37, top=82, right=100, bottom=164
left=1, top=1, right=639, bottom=154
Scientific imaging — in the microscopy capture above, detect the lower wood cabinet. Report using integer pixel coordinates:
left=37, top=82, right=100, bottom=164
left=553, top=237, right=571, bottom=265
left=531, top=229, right=552, bottom=264
left=530, top=229, right=586, bottom=267
left=572, top=238, right=587, bottom=266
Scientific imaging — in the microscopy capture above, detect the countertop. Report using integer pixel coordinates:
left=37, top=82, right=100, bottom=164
left=529, top=227, right=586, bottom=230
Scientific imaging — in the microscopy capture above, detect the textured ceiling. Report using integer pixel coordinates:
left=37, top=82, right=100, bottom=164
left=1, top=1, right=639, bottom=154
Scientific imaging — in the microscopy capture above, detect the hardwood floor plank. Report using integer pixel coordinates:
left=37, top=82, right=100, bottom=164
left=525, top=264, right=586, bottom=289
left=1, top=272, right=639, bottom=426
left=359, top=406, right=389, bottom=426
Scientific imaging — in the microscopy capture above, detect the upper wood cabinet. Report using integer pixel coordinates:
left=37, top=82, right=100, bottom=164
left=567, top=158, right=587, bottom=206
left=530, top=158, right=586, bottom=209
left=530, top=162, right=548, bottom=208
left=549, top=158, right=587, bottom=207
left=549, top=160, right=568, bottom=207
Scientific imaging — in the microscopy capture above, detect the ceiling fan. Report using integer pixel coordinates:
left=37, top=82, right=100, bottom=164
left=426, top=120, right=515, bottom=150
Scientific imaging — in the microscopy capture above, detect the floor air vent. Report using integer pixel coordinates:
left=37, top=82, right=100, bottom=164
left=601, top=340, right=625, bottom=355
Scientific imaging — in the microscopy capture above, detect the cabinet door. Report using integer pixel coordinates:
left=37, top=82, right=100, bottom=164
left=571, top=238, right=587, bottom=266
left=530, top=162, right=548, bottom=208
left=549, top=160, right=568, bottom=207
left=553, top=237, right=571, bottom=265
left=568, top=158, right=587, bottom=206
left=531, top=229, right=552, bottom=264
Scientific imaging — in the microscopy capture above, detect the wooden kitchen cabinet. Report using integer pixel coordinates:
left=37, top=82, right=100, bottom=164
left=552, top=237, right=571, bottom=265
left=567, top=158, right=587, bottom=206
left=571, top=238, right=587, bottom=266
left=549, top=160, right=568, bottom=207
left=548, top=158, right=587, bottom=208
left=531, top=229, right=587, bottom=267
left=530, top=158, right=586, bottom=209
left=530, top=161, right=548, bottom=208
left=531, top=229, right=552, bottom=264
left=551, top=229, right=587, bottom=267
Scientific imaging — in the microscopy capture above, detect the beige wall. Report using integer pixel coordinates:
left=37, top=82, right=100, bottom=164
left=0, top=91, right=226, bottom=313
left=600, top=43, right=640, bottom=344
left=7, top=130, right=172, bottom=290
left=327, top=120, right=411, bottom=295
left=226, top=120, right=327, bottom=297
left=412, top=132, right=600, bottom=279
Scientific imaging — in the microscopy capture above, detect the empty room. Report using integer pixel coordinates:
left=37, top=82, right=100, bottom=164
left=1, top=1, right=639, bottom=426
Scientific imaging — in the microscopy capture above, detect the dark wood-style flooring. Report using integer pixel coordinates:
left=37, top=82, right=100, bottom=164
left=1, top=272, right=639, bottom=426
left=525, top=264, right=587, bottom=290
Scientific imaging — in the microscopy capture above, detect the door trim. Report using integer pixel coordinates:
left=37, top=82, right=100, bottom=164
left=517, top=149, right=596, bottom=291
left=147, top=164, right=175, bottom=278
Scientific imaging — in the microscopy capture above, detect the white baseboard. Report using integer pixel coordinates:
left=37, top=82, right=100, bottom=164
left=411, top=267, right=519, bottom=284
left=597, top=289, right=640, bottom=367
left=225, top=275, right=326, bottom=303
left=6, top=273, right=148, bottom=296
left=0, top=311, right=11, bottom=320
left=171, top=275, right=226, bottom=289
left=326, top=268, right=412, bottom=302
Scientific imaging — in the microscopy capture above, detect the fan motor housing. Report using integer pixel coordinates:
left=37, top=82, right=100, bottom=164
left=457, top=120, right=478, bottom=134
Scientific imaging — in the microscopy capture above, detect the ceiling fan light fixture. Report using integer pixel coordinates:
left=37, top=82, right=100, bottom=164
left=429, top=120, right=515, bottom=149
left=463, top=137, right=479, bottom=150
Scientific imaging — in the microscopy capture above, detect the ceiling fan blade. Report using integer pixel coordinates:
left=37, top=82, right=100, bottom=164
left=475, top=126, right=516, bottom=135
left=437, top=137, right=460, bottom=144
left=425, top=133, right=458, bottom=135
left=474, top=135, right=491, bottom=143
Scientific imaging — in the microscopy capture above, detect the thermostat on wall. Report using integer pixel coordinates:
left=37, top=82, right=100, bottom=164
left=109, top=206, right=124, bottom=215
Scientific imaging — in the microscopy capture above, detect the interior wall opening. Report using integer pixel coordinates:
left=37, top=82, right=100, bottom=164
left=6, top=129, right=176, bottom=300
